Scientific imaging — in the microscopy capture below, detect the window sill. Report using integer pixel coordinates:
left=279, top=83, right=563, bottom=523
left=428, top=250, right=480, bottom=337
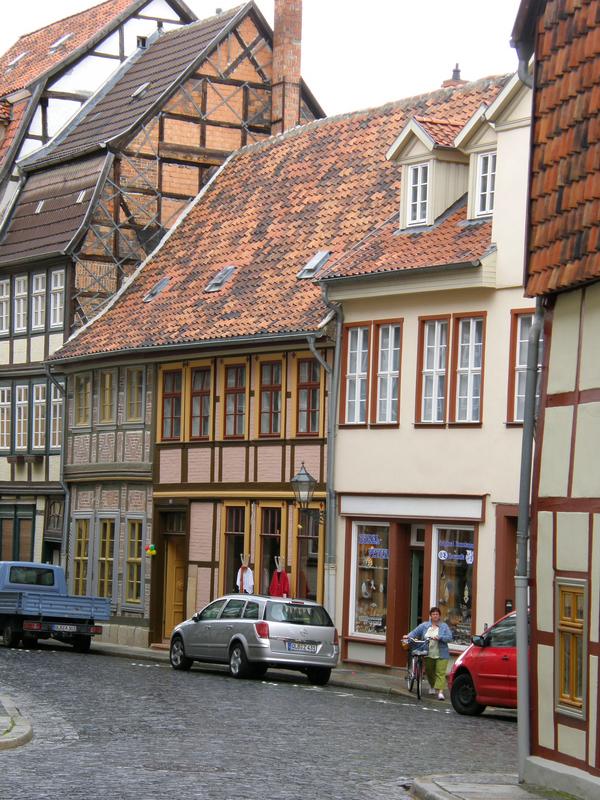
left=413, top=422, right=446, bottom=429
left=447, top=422, right=482, bottom=429
left=505, top=421, right=524, bottom=428
left=344, top=633, right=386, bottom=646
left=338, top=423, right=369, bottom=429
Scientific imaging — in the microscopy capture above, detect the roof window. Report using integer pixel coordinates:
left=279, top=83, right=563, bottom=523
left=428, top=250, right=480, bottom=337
left=143, top=276, right=170, bottom=302
left=7, top=52, right=27, bottom=69
left=131, top=82, right=150, bottom=100
left=49, top=33, right=73, bottom=53
left=297, top=250, right=331, bottom=279
left=34, top=201, right=45, bottom=214
left=76, top=190, right=87, bottom=204
left=204, top=265, right=235, bottom=293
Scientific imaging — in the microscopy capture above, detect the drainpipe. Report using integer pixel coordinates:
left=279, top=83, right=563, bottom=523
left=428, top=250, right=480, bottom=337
left=45, top=364, right=69, bottom=569
left=309, top=289, right=343, bottom=621
left=516, top=297, right=543, bottom=782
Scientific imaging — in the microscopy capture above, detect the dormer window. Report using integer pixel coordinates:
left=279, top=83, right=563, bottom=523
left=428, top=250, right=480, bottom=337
left=476, top=152, right=496, bottom=216
left=408, top=163, right=429, bottom=225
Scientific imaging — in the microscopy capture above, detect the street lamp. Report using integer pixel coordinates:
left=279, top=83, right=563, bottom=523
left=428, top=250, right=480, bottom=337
left=290, top=463, right=325, bottom=523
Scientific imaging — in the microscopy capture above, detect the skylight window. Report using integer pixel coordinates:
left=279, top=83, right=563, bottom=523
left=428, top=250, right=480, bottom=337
left=34, top=201, right=45, bottom=214
left=49, top=33, right=73, bottom=53
left=143, top=276, right=170, bottom=302
left=297, top=250, right=331, bottom=279
left=131, top=82, right=150, bottom=100
left=76, top=190, right=87, bottom=204
left=204, top=265, right=235, bottom=293
left=7, top=52, right=27, bottom=69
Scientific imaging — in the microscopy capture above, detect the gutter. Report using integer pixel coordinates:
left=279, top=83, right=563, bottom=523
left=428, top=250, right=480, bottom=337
left=515, top=296, right=543, bottom=782
left=319, top=259, right=481, bottom=287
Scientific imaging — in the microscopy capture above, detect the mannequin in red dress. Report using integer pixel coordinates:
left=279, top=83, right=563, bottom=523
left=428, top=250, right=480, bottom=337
left=269, top=555, right=290, bottom=597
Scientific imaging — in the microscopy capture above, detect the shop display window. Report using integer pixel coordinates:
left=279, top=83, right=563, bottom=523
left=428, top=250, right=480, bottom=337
left=434, top=526, right=474, bottom=645
left=296, top=509, right=319, bottom=601
left=352, top=523, right=388, bottom=637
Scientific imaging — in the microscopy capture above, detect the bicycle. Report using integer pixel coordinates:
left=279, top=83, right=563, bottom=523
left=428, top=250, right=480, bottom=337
left=403, top=637, right=429, bottom=700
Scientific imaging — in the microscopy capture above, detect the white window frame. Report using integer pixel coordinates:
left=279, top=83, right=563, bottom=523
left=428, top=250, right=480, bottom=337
left=32, top=383, right=46, bottom=450
left=50, top=383, right=63, bottom=450
left=376, top=323, right=401, bottom=423
left=345, top=326, right=369, bottom=424
left=421, top=319, right=448, bottom=423
left=0, top=280, right=9, bottom=335
left=408, top=162, right=429, bottom=225
left=31, top=273, right=46, bottom=331
left=15, top=384, right=28, bottom=450
left=0, top=387, right=11, bottom=450
left=50, top=270, right=65, bottom=329
left=514, top=313, right=544, bottom=423
left=477, top=152, right=496, bottom=216
left=455, top=317, right=483, bottom=423
left=14, top=275, right=27, bottom=333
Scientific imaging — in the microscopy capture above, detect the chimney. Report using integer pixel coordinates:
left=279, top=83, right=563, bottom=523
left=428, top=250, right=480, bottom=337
left=442, top=63, right=468, bottom=88
left=271, top=0, right=302, bottom=135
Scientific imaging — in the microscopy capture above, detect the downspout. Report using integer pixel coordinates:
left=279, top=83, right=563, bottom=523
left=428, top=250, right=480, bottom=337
left=45, top=364, right=69, bottom=569
left=309, top=289, right=343, bottom=620
left=515, top=296, right=543, bottom=782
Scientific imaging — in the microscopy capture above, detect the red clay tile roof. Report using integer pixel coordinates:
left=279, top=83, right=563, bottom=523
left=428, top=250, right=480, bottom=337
left=0, top=100, right=11, bottom=124
left=321, top=197, right=491, bottom=281
left=524, top=0, right=600, bottom=295
left=51, top=75, right=508, bottom=362
left=0, top=154, right=107, bottom=267
left=0, top=1, right=142, bottom=98
left=414, top=116, right=465, bottom=147
left=0, top=98, right=28, bottom=167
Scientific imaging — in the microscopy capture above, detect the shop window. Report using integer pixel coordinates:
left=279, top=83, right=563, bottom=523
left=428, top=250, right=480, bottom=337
left=259, top=507, right=281, bottom=593
left=162, top=370, right=182, bottom=440
left=74, top=374, right=91, bottom=427
left=418, top=318, right=448, bottom=423
left=296, top=509, right=319, bottom=600
left=73, top=518, right=90, bottom=596
left=557, top=582, right=585, bottom=713
left=97, top=519, right=115, bottom=599
left=0, top=508, right=34, bottom=561
left=352, top=523, right=389, bottom=638
left=259, top=361, right=282, bottom=437
left=224, top=506, right=245, bottom=594
left=297, top=359, right=320, bottom=436
left=434, top=527, right=474, bottom=645
left=190, top=367, right=211, bottom=439
left=224, top=365, right=246, bottom=438
left=125, top=519, right=143, bottom=604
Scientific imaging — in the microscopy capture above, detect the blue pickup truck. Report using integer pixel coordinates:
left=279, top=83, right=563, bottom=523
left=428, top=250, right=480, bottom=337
left=0, top=562, right=111, bottom=652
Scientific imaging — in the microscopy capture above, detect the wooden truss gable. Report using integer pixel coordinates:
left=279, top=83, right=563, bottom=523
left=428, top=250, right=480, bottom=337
left=71, top=10, right=319, bottom=328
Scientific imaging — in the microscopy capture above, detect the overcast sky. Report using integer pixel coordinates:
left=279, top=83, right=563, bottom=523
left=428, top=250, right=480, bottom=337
left=1, top=0, right=523, bottom=115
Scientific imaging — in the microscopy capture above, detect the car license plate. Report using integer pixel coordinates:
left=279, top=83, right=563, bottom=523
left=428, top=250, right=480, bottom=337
left=52, top=624, right=77, bottom=633
left=287, top=641, right=317, bottom=654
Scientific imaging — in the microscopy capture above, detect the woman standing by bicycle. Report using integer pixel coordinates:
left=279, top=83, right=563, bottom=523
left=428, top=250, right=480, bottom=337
left=406, top=606, right=453, bottom=700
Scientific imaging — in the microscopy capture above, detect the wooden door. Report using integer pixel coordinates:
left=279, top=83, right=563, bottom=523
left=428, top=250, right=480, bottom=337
left=163, top=536, right=187, bottom=640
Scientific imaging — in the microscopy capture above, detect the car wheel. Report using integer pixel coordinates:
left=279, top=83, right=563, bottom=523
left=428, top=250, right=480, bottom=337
left=170, top=636, right=192, bottom=671
left=2, top=624, right=20, bottom=648
left=229, top=642, right=249, bottom=678
left=306, top=667, right=331, bottom=686
left=450, top=672, right=486, bottom=716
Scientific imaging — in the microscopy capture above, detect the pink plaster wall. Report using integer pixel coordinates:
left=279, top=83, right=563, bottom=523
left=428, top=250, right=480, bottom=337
left=221, top=448, right=245, bottom=482
left=256, top=446, right=282, bottom=482
left=189, top=502, right=213, bottom=562
left=196, top=567, right=212, bottom=610
left=293, top=445, right=321, bottom=482
left=159, top=449, right=181, bottom=484
left=124, top=431, right=144, bottom=462
left=187, top=449, right=211, bottom=483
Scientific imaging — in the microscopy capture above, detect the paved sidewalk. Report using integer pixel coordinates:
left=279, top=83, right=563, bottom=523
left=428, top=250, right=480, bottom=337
left=411, top=773, right=578, bottom=800
left=0, top=693, right=32, bottom=750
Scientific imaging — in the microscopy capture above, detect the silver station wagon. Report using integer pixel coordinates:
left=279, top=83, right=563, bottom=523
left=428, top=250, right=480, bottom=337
left=169, top=594, right=339, bottom=685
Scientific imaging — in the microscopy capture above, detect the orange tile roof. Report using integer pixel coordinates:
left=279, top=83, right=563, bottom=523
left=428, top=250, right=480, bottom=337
left=321, top=197, right=492, bottom=281
left=524, top=0, right=600, bottom=295
left=0, top=97, right=28, bottom=166
left=414, top=116, right=465, bottom=147
left=52, top=75, right=508, bottom=363
left=0, top=0, right=139, bottom=98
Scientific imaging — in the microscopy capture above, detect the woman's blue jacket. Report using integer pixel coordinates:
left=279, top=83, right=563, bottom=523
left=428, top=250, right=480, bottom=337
left=407, top=620, right=453, bottom=660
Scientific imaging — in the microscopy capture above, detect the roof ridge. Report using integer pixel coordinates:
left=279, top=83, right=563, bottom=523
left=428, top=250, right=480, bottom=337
left=230, top=73, right=512, bottom=161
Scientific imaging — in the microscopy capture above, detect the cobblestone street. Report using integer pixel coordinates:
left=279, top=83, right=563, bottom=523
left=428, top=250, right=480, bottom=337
left=0, top=646, right=517, bottom=800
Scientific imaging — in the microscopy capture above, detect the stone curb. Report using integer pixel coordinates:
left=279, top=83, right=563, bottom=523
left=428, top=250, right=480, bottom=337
left=0, top=695, right=33, bottom=750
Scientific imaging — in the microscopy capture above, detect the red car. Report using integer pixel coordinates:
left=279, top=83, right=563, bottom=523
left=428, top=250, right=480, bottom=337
left=448, top=611, right=517, bottom=715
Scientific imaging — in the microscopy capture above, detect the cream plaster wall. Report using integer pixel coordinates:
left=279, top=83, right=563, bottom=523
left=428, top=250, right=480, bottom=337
left=547, top=292, right=580, bottom=393
left=538, top=406, right=574, bottom=497
left=556, top=512, right=589, bottom=572
left=537, top=644, right=556, bottom=750
left=48, top=333, right=64, bottom=357
left=580, top=283, right=600, bottom=390
left=536, top=512, right=554, bottom=633
left=0, top=340, right=8, bottom=364
left=572, top=403, right=600, bottom=497
left=589, top=656, right=598, bottom=767
left=0, top=458, right=10, bottom=481
left=347, top=640, right=386, bottom=665
left=30, top=336, right=44, bottom=362
left=48, top=455, right=61, bottom=481
left=335, top=286, right=531, bottom=501
left=13, top=339, right=27, bottom=364
left=558, top=724, right=586, bottom=761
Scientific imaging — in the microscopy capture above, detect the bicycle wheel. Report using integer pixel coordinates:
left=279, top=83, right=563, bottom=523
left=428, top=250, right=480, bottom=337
left=415, top=657, right=422, bottom=700
left=407, top=656, right=416, bottom=693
